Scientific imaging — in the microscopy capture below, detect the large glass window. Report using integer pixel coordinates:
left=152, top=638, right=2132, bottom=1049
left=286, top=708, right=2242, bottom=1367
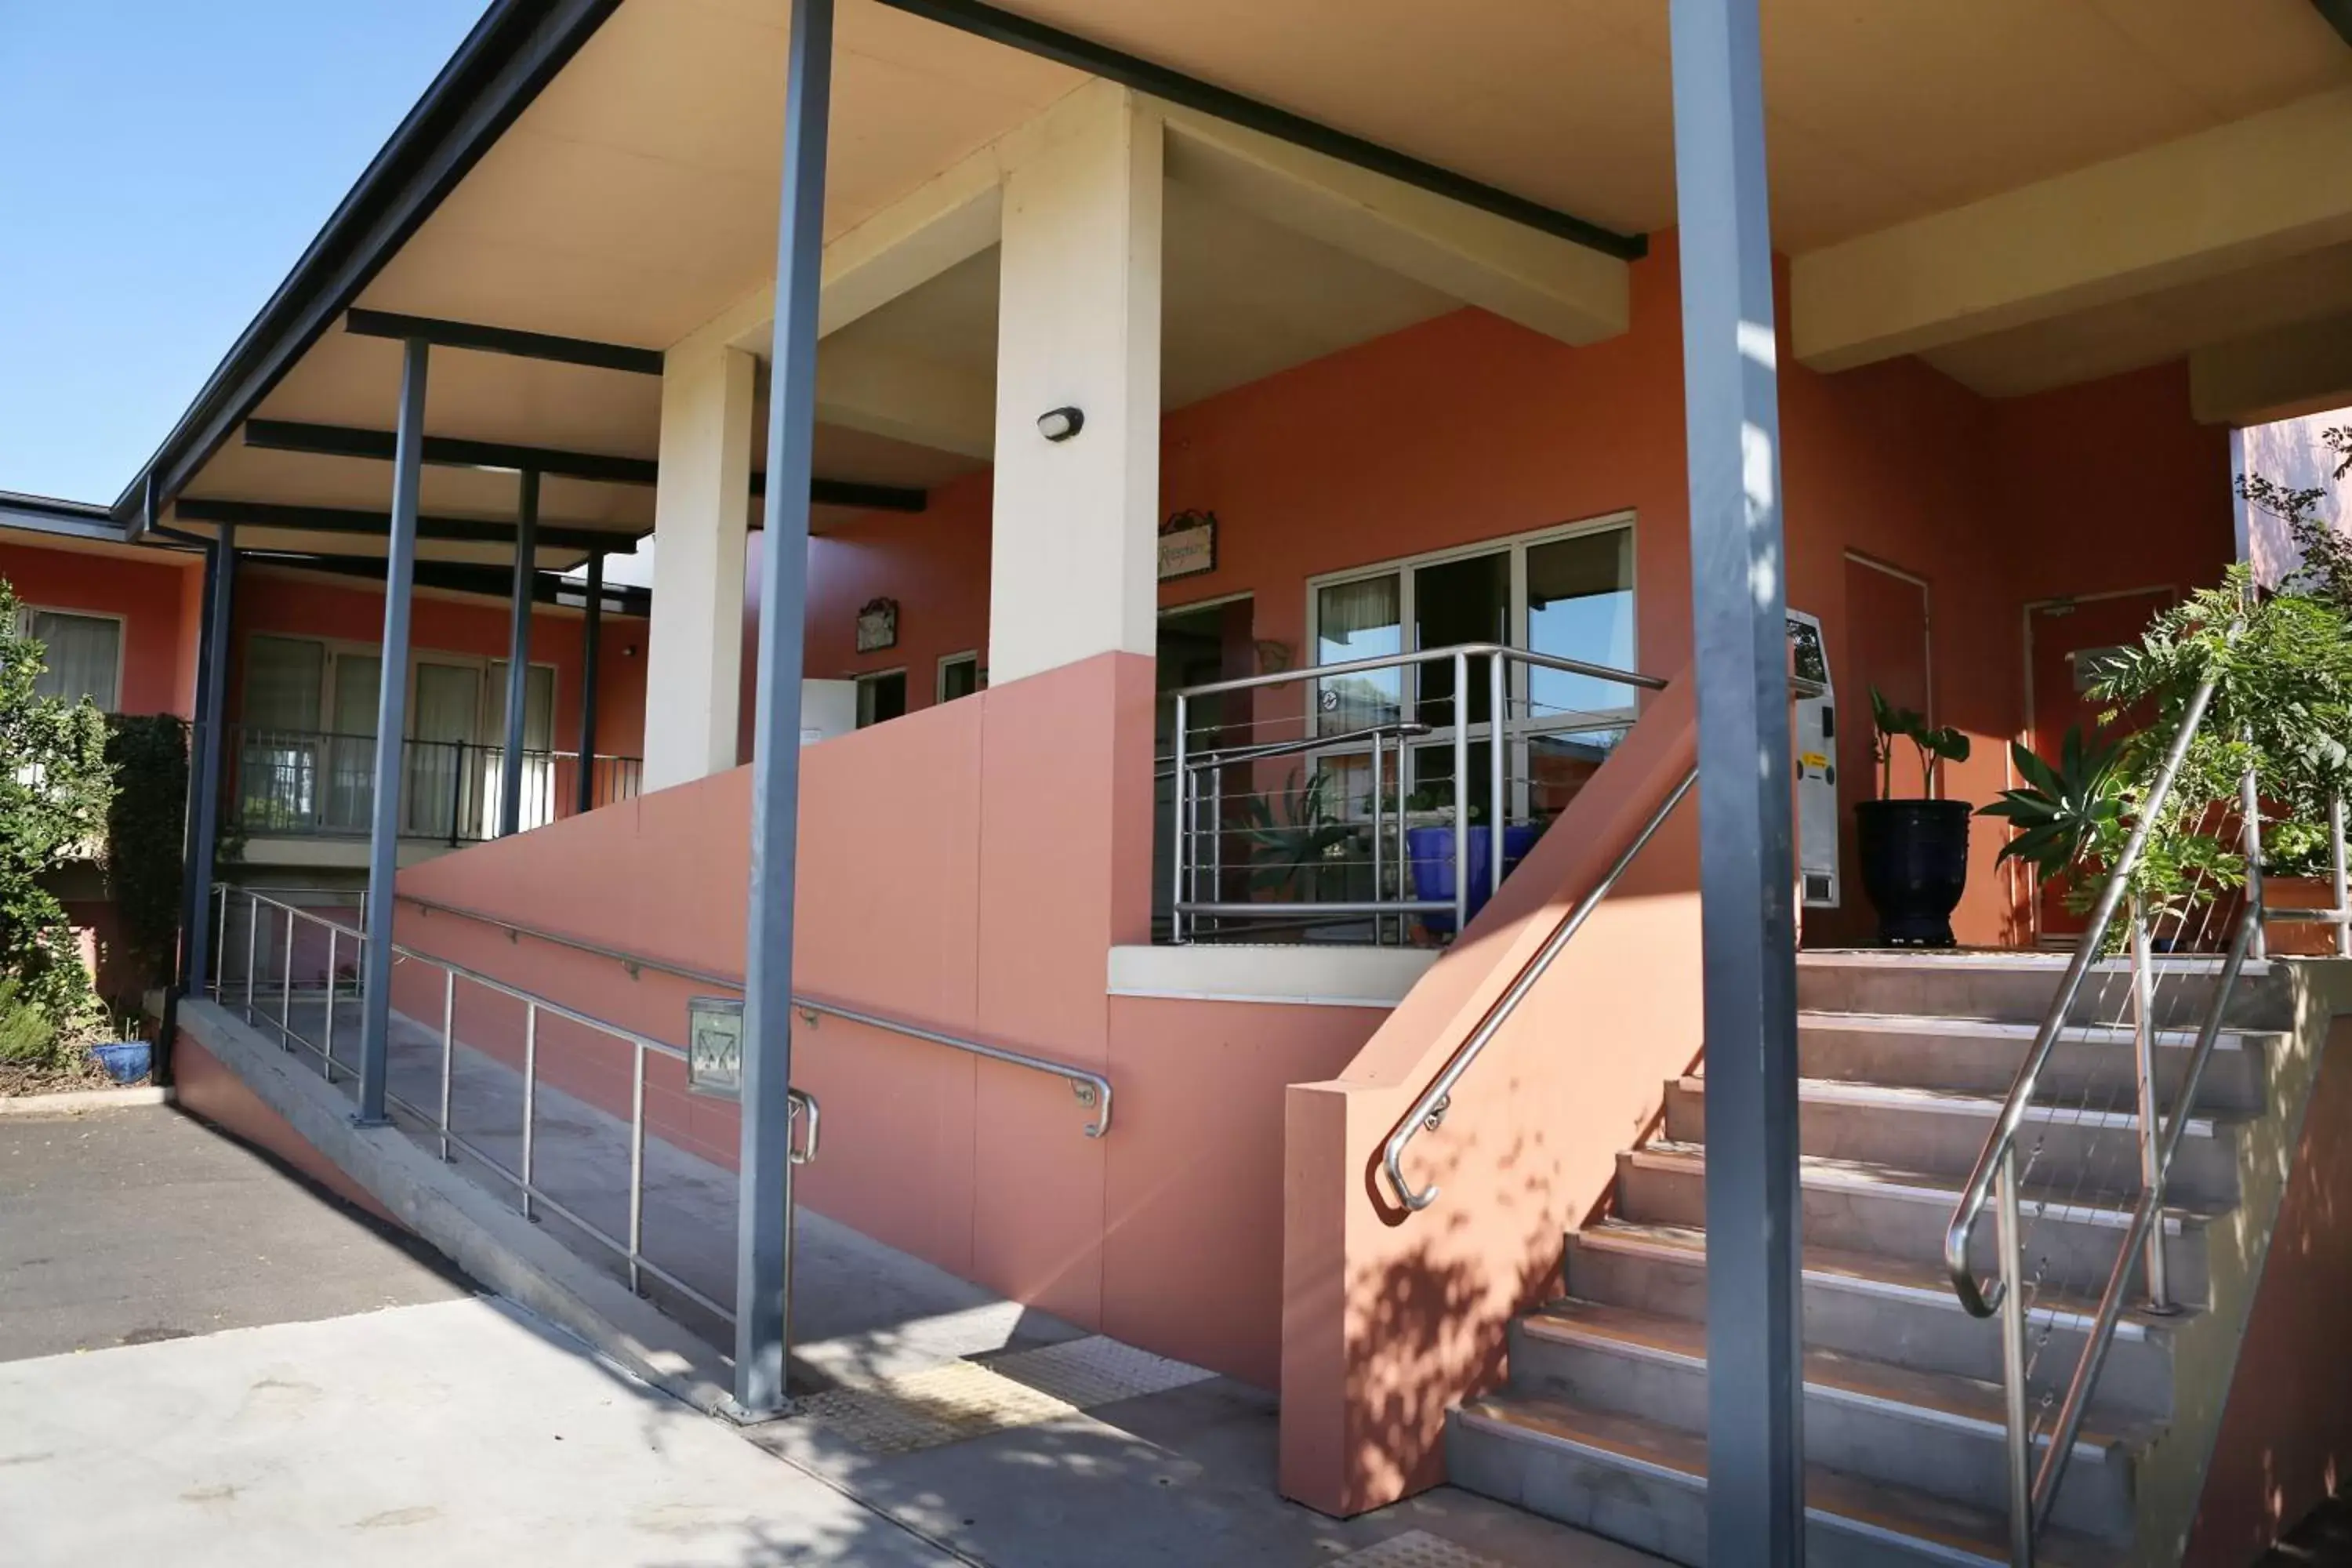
left=1308, top=517, right=1639, bottom=824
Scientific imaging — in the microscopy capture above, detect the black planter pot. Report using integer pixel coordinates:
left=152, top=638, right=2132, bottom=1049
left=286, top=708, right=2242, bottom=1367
left=1855, top=798, right=1971, bottom=947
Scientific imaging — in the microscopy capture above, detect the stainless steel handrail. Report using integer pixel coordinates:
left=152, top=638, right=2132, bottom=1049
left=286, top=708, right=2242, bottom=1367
left=1173, top=641, right=1668, bottom=701
left=1381, top=765, right=1697, bottom=1210
left=209, top=884, right=815, bottom=1325
left=395, top=891, right=1113, bottom=1137
left=1944, top=669, right=2224, bottom=1319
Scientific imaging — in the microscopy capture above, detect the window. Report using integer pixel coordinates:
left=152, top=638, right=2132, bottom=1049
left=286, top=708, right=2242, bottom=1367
left=1305, top=516, right=1639, bottom=822
left=855, top=670, right=907, bottom=728
left=937, top=652, right=985, bottom=703
left=23, top=609, right=122, bottom=711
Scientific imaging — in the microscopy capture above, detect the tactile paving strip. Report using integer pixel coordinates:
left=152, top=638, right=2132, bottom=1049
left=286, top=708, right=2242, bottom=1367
left=793, top=1359, right=1081, bottom=1456
left=1331, top=1530, right=1508, bottom=1568
left=980, top=1334, right=1215, bottom=1408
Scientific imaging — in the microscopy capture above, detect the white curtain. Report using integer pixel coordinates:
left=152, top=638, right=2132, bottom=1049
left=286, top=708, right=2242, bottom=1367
left=30, top=612, right=121, bottom=710
left=485, top=663, right=557, bottom=830
left=405, top=664, right=482, bottom=837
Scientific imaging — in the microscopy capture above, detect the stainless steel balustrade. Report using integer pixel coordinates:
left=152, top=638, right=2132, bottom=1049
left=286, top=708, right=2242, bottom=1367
left=1165, top=641, right=1667, bottom=946
left=393, top=891, right=1113, bottom=1137
left=208, top=884, right=815, bottom=1323
left=1944, top=659, right=2352, bottom=1561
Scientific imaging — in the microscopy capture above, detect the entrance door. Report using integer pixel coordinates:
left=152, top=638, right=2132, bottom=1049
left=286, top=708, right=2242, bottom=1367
left=1154, top=597, right=1254, bottom=938
left=1825, top=555, right=1932, bottom=947
left=2024, top=588, right=2174, bottom=943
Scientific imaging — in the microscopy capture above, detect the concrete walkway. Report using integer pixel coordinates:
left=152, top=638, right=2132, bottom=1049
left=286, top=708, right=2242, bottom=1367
left=179, top=995, right=1660, bottom=1568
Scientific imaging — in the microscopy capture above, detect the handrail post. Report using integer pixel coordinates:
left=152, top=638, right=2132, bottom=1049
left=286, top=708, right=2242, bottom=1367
left=2130, top=903, right=2172, bottom=1313
left=1997, top=1140, right=2033, bottom=1567
left=439, top=968, right=456, bottom=1163
left=1171, top=691, right=1189, bottom=945
left=212, top=884, right=228, bottom=1000
left=2332, top=793, right=2350, bottom=960
left=629, top=1040, right=647, bottom=1295
left=281, top=906, right=296, bottom=1051
left=1370, top=729, right=1386, bottom=946
left=521, top=1002, right=539, bottom=1221
left=2241, top=751, right=2267, bottom=963
left=1452, top=650, right=1469, bottom=938
left=323, top=926, right=339, bottom=1078
left=244, top=892, right=258, bottom=1022
left=1488, top=650, right=1505, bottom=901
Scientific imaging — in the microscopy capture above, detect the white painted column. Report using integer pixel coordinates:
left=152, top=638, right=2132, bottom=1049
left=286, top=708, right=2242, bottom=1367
left=987, top=83, right=1163, bottom=687
left=644, top=339, right=756, bottom=790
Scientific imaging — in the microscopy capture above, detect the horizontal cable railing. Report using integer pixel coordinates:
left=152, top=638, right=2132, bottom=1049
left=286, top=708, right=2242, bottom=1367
left=209, top=883, right=812, bottom=1326
left=393, top=891, right=1112, bottom=1137
left=227, top=725, right=642, bottom=845
left=1161, top=641, right=1668, bottom=949
left=1944, top=657, right=2351, bottom=1561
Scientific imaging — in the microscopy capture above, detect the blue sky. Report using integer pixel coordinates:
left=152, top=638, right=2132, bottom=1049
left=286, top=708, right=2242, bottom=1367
left=0, top=2, right=489, bottom=506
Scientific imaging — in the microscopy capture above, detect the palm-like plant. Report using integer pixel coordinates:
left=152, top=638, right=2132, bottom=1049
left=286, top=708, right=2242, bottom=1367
left=1977, top=725, right=2125, bottom=884
left=1237, top=768, right=1356, bottom=897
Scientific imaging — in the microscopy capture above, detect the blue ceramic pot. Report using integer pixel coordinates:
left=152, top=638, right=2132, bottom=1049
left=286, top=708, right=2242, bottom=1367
left=1406, top=823, right=1543, bottom=935
left=89, top=1040, right=151, bottom=1083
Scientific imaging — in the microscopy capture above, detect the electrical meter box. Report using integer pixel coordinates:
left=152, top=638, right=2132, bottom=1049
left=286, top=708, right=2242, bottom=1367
left=1786, top=609, right=1839, bottom=908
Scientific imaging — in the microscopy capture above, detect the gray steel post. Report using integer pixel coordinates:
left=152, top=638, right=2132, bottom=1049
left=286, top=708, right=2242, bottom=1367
left=499, top=468, right=540, bottom=837
left=356, top=337, right=430, bottom=1127
left=735, top=0, right=833, bottom=1420
left=577, top=550, right=604, bottom=815
left=1670, top=0, right=1808, bottom=1557
left=1998, top=1143, right=2034, bottom=1567
left=2332, top=793, right=2350, bottom=960
left=2130, top=906, right=2172, bottom=1312
left=181, top=526, right=236, bottom=993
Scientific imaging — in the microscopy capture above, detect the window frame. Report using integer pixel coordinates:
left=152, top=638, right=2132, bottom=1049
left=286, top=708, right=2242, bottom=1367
left=935, top=650, right=985, bottom=704
left=855, top=666, right=909, bottom=728
left=18, top=604, right=128, bottom=713
left=1301, top=511, right=1640, bottom=820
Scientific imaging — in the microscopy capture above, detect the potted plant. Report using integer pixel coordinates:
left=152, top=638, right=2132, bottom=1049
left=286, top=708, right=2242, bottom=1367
left=1856, top=688, right=1973, bottom=946
left=1397, top=779, right=1541, bottom=935
left=1237, top=768, right=1356, bottom=904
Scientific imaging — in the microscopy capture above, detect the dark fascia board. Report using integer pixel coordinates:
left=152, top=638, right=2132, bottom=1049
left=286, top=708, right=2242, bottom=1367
left=173, top=495, right=639, bottom=554
left=0, top=488, right=132, bottom=545
left=344, top=308, right=665, bottom=376
left=115, top=0, right=625, bottom=528
left=2317, top=0, right=2352, bottom=46
left=245, top=419, right=927, bottom=512
left=873, top=0, right=1646, bottom=261
left=241, top=549, right=649, bottom=615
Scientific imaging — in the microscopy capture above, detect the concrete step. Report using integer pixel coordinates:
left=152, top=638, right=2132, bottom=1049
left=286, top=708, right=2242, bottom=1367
left=1508, top=1300, right=2143, bottom=1539
left=1664, top=1074, right=2245, bottom=1207
left=1795, top=950, right=2290, bottom=1033
left=1617, top=1143, right=2219, bottom=1308
left=1565, top=1219, right=2180, bottom=1418
left=1448, top=1393, right=2124, bottom=1568
left=1798, top=1009, right=2274, bottom=1115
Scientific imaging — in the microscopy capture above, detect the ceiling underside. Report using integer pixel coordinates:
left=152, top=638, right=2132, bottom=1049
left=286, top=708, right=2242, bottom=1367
left=162, top=0, right=2352, bottom=571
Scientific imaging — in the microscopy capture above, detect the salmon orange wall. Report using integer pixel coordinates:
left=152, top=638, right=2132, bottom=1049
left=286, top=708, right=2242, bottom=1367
left=228, top=568, right=648, bottom=759
left=0, top=537, right=201, bottom=717
left=795, top=235, right=2235, bottom=949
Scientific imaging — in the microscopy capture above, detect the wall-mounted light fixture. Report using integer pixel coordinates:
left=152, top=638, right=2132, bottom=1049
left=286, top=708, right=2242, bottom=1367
left=1036, top=406, right=1084, bottom=442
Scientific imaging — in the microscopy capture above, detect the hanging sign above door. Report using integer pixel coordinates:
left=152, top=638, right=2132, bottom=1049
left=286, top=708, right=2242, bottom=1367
left=1157, top=510, right=1218, bottom=581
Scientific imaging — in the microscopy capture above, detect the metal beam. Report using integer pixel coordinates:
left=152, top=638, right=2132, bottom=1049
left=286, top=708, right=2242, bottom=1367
left=577, top=550, right=604, bottom=816
left=241, top=419, right=924, bottom=511
left=499, top=469, right=539, bottom=837
left=121, top=0, right=626, bottom=526
left=735, top=0, right=832, bottom=1421
left=870, top=0, right=1644, bottom=261
left=2316, top=0, right=2352, bottom=49
left=245, top=418, right=659, bottom=486
left=1670, top=0, right=1807, bottom=1558
left=345, top=307, right=663, bottom=376
left=239, top=548, right=647, bottom=615
left=172, top=495, right=631, bottom=554
left=356, top=339, right=430, bottom=1128
left=0, top=488, right=130, bottom=545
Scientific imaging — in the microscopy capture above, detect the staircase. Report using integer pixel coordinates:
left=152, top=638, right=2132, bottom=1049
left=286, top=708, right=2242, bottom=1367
left=1445, top=948, right=2320, bottom=1567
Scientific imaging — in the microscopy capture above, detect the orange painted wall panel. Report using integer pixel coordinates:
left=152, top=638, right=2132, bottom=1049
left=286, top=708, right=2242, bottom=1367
left=0, top=539, right=201, bottom=717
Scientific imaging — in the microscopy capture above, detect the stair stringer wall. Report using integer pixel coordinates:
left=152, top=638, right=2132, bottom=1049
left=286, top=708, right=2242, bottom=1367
left=1279, top=671, right=1704, bottom=1518
left=2168, top=964, right=2352, bottom=1566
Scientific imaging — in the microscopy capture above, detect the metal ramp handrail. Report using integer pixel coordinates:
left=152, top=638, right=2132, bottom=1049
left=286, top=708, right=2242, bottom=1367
left=209, top=883, right=812, bottom=1326
left=393, top=891, right=1112, bottom=1137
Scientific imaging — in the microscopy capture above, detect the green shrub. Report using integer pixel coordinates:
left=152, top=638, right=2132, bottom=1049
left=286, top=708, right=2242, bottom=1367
left=0, top=977, right=58, bottom=1068
left=0, top=577, right=114, bottom=1031
left=104, top=713, right=189, bottom=990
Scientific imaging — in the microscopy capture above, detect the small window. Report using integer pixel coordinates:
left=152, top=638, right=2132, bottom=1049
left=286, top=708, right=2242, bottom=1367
left=24, top=610, right=122, bottom=711
left=855, top=670, right=908, bottom=728
left=938, top=652, right=985, bottom=703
